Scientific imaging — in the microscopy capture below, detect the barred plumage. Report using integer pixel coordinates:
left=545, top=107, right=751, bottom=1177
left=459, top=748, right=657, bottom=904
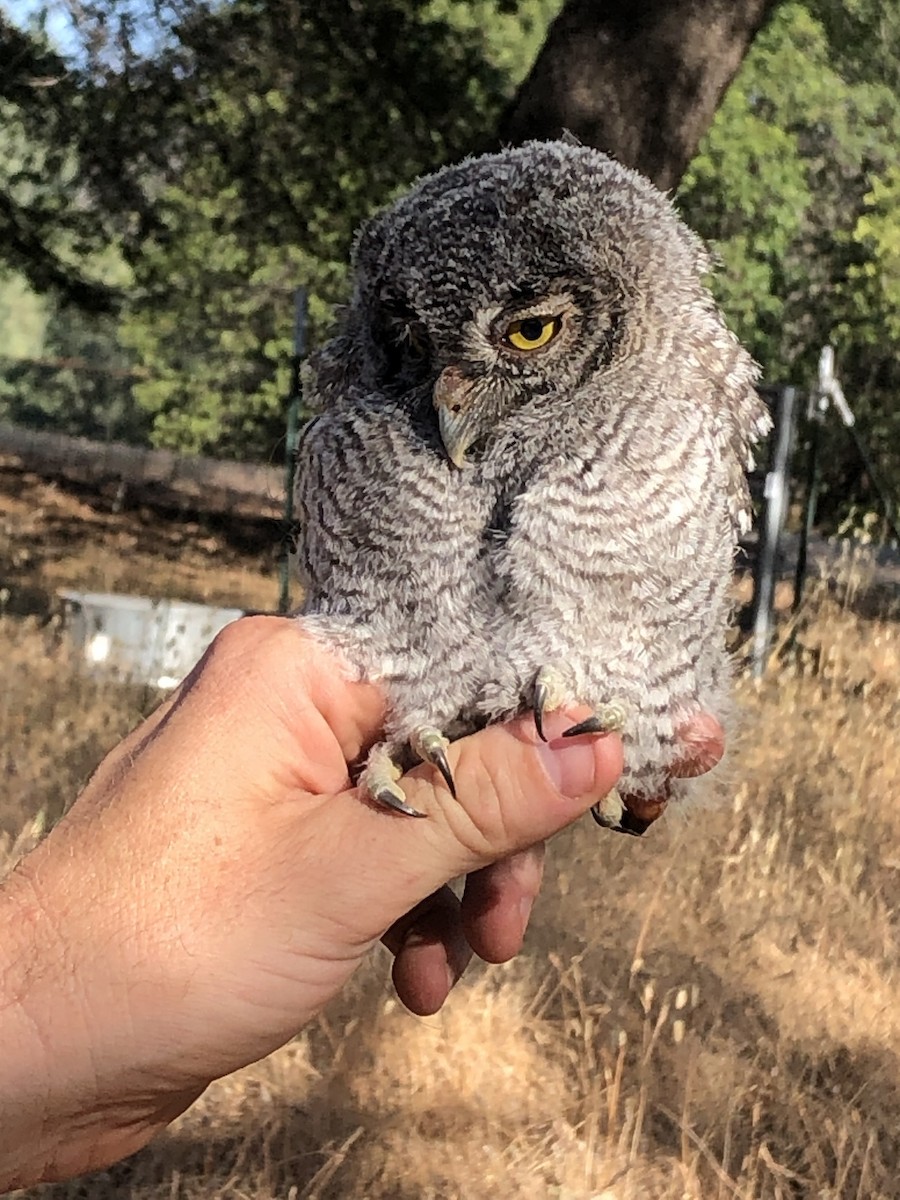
left=294, top=140, right=770, bottom=829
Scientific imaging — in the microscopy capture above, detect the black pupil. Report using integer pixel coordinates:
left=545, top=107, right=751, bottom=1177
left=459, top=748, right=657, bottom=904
left=519, top=317, right=546, bottom=342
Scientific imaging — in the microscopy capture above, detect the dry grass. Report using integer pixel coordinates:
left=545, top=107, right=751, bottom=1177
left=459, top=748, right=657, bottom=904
left=2, top=473, right=900, bottom=1198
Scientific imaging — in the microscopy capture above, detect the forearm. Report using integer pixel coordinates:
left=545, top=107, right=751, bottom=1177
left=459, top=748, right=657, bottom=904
left=0, top=865, right=89, bottom=1188
left=0, top=856, right=183, bottom=1189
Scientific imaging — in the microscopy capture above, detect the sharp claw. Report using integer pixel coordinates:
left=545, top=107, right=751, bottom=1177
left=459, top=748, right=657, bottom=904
left=411, top=727, right=457, bottom=799
left=563, top=702, right=627, bottom=739
left=562, top=715, right=607, bottom=738
left=375, top=787, right=427, bottom=819
left=533, top=680, right=550, bottom=742
left=590, top=787, right=624, bottom=829
left=430, top=746, right=457, bottom=800
left=589, top=789, right=651, bottom=837
left=361, top=747, right=427, bottom=818
left=618, top=810, right=653, bottom=837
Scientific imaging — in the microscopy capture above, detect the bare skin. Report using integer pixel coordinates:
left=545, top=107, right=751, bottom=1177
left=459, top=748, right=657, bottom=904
left=0, top=616, right=723, bottom=1190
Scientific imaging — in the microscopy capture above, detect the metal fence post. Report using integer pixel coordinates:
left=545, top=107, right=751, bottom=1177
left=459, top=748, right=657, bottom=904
left=751, top=386, right=798, bottom=678
left=793, top=383, right=827, bottom=612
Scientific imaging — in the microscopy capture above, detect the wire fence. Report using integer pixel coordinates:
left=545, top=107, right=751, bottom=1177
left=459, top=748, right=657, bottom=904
left=750, top=349, right=900, bottom=675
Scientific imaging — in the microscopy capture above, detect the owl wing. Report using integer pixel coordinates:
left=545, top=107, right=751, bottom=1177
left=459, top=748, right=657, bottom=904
left=293, top=400, right=385, bottom=615
left=293, top=412, right=330, bottom=606
left=697, top=323, right=772, bottom=540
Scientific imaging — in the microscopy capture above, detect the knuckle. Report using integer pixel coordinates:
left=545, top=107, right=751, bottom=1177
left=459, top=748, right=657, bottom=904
left=202, top=615, right=297, bottom=682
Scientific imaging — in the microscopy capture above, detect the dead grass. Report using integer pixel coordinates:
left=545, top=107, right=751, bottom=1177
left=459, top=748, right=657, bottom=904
left=2, top=490, right=900, bottom=1198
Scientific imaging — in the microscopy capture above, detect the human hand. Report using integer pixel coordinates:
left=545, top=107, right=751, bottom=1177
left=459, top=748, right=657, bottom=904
left=0, top=616, right=722, bottom=1187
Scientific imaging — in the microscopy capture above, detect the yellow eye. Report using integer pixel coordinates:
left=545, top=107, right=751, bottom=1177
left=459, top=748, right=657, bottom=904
left=504, top=314, right=561, bottom=352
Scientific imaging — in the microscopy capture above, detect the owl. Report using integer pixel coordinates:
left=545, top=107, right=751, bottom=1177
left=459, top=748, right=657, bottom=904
left=294, top=140, right=770, bottom=832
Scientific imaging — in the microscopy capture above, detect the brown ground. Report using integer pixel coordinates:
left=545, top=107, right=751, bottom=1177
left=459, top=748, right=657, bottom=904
left=3, top=466, right=900, bottom=1198
left=0, top=463, right=283, bottom=614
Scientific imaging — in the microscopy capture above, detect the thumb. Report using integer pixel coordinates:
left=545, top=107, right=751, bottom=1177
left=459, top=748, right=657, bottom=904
left=337, top=708, right=624, bottom=911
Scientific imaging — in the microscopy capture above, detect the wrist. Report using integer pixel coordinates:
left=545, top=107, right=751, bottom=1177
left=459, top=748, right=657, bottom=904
left=0, top=856, right=171, bottom=1188
left=0, top=865, right=87, bottom=1186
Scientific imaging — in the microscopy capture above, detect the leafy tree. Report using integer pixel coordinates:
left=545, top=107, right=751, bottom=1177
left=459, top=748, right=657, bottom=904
left=498, top=0, right=781, bottom=190
left=3, top=0, right=784, bottom=459
left=0, top=14, right=115, bottom=311
left=2, top=0, right=898, bottom=530
left=677, top=1, right=900, bottom=520
left=113, top=0, right=515, bottom=456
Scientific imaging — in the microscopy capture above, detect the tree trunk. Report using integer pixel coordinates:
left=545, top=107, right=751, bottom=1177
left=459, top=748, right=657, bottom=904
left=497, top=0, right=781, bottom=191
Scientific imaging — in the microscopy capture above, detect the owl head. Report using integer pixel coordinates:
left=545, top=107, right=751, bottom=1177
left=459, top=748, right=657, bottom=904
left=330, top=140, right=748, bottom=467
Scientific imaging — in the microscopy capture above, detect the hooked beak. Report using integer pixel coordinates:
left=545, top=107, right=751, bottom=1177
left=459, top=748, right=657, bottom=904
left=433, top=366, right=479, bottom=468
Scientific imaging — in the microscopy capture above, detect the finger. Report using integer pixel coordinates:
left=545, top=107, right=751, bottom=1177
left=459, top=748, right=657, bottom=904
left=307, top=709, right=621, bottom=952
left=461, top=844, right=546, bottom=964
left=382, top=887, right=472, bottom=1016
left=671, top=711, right=726, bottom=778
left=232, top=673, right=623, bottom=971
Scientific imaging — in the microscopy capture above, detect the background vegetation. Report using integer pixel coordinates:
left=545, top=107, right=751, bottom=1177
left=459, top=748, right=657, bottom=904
left=1, top=0, right=898, bottom=526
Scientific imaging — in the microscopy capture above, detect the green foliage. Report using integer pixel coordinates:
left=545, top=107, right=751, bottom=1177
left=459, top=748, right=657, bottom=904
left=0, top=15, right=117, bottom=310
left=850, top=168, right=900, bottom=342
left=0, top=274, right=48, bottom=359
left=0, top=300, right=151, bottom=443
left=678, top=1, right=900, bottom=524
left=111, top=0, right=534, bottom=457
left=427, top=0, right=561, bottom=84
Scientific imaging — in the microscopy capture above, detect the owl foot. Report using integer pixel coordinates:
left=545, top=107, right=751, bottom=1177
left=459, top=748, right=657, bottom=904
left=562, top=701, right=628, bottom=739
left=591, top=787, right=669, bottom=837
left=532, top=665, right=569, bottom=742
left=590, top=789, right=651, bottom=837
left=358, top=729, right=457, bottom=819
left=409, top=725, right=457, bottom=800
left=359, top=744, right=426, bottom=819
left=532, top=666, right=627, bottom=742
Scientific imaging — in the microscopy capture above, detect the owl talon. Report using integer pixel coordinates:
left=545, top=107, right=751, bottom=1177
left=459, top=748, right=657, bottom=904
left=410, top=726, right=457, bottom=800
left=590, top=788, right=654, bottom=837
left=564, top=716, right=606, bottom=738
left=533, top=680, right=550, bottom=742
left=430, top=746, right=457, bottom=799
left=618, top=810, right=653, bottom=836
left=563, top=700, right=628, bottom=739
left=360, top=746, right=426, bottom=818
left=375, top=786, right=427, bottom=819
left=588, top=788, right=641, bottom=836
left=591, top=786, right=623, bottom=829
left=532, top=665, right=570, bottom=742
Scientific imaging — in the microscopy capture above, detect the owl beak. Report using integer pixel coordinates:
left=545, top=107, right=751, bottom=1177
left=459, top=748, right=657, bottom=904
left=434, top=366, right=479, bottom=468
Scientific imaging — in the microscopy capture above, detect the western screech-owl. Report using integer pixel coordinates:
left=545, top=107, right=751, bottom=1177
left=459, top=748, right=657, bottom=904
left=294, top=140, right=770, bottom=834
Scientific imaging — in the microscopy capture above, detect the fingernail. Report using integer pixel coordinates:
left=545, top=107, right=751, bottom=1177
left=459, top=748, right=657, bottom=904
left=536, top=734, right=598, bottom=798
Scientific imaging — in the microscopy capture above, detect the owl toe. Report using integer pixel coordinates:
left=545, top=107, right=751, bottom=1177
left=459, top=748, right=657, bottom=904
left=359, top=743, right=427, bottom=818
left=409, top=725, right=457, bottom=800
left=590, top=786, right=667, bottom=837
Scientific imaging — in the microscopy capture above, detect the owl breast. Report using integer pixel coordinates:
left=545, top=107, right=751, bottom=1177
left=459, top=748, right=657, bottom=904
left=478, top=395, right=736, bottom=802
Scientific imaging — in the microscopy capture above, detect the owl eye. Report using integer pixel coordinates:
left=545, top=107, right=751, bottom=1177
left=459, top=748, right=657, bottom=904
left=503, top=314, right=562, bottom=352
